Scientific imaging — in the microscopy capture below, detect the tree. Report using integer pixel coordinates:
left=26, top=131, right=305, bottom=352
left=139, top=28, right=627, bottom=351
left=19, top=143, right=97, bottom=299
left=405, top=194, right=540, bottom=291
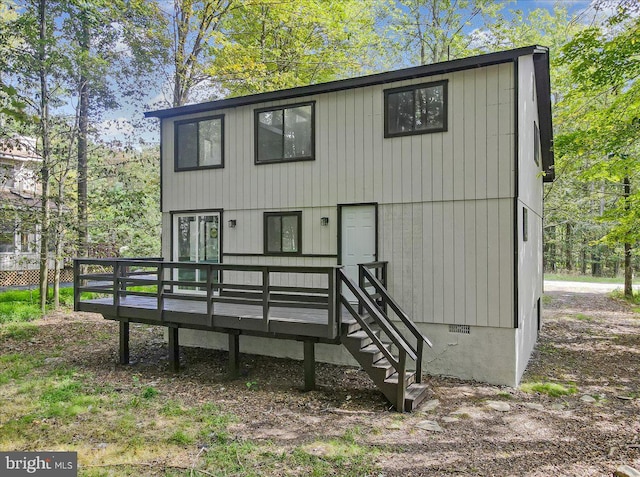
left=170, top=0, right=232, bottom=106
left=61, top=0, right=166, bottom=263
left=207, top=0, right=382, bottom=96
left=87, top=147, right=161, bottom=258
left=35, top=0, right=53, bottom=312
left=385, top=0, right=506, bottom=66
left=555, top=7, right=640, bottom=295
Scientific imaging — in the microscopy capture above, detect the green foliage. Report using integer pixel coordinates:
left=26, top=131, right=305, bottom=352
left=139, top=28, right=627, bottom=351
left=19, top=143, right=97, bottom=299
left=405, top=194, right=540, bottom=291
left=0, top=322, right=39, bottom=340
left=554, top=11, right=640, bottom=258
left=520, top=381, right=578, bottom=397
left=544, top=273, right=627, bottom=284
left=0, top=353, right=43, bottom=385
left=574, top=313, right=594, bottom=322
left=0, top=288, right=76, bottom=323
left=610, top=289, right=640, bottom=305
left=87, top=147, right=161, bottom=257
left=167, top=430, right=194, bottom=446
left=142, top=386, right=159, bottom=399
left=386, top=0, right=507, bottom=66
left=208, top=0, right=382, bottom=96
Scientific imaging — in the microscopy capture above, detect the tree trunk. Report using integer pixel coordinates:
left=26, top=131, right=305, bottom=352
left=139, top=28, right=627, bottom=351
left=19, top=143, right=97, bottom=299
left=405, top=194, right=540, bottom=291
left=37, top=0, right=50, bottom=313
left=623, top=176, right=633, bottom=298
left=77, top=12, right=90, bottom=261
left=547, top=226, right=556, bottom=272
left=591, top=250, right=601, bottom=277
left=564, top=222, right=572, bottom=271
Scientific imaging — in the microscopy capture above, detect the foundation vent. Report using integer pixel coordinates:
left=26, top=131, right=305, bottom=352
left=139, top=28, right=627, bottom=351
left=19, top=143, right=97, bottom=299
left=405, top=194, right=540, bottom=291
left=448, top=324, right=470, bottom=334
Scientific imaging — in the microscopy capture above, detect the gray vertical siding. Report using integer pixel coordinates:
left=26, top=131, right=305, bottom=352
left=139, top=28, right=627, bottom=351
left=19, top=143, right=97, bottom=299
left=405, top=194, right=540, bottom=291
left=516, top=56, right=544, bottom=367
left=161, top=62, right=518, bottom=328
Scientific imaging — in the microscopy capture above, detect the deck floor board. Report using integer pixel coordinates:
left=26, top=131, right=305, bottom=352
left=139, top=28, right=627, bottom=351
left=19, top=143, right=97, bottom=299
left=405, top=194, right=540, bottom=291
left=82, top=296, right=356, bottom=340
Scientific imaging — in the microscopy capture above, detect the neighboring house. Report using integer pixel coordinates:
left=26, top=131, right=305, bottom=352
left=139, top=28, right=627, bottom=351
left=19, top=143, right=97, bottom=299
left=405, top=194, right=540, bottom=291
left=138, top=45, right=553, bottom=387
left=0, top=137, right=59, bottom=286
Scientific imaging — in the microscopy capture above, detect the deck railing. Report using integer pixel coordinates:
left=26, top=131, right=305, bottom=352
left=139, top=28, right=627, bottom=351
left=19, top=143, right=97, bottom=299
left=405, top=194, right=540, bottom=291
left=358, top=262, right=432, bottom=384
left=73, top=258, right=341, bottom=339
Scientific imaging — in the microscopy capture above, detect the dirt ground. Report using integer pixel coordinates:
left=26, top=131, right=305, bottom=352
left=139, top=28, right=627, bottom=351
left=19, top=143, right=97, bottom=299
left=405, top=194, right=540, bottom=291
left=7, top=289, right=640, bottom=476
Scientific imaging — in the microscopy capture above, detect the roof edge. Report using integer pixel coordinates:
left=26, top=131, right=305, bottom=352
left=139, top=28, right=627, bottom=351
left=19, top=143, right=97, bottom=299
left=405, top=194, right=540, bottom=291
left=146, top=45, right=549, bottom=119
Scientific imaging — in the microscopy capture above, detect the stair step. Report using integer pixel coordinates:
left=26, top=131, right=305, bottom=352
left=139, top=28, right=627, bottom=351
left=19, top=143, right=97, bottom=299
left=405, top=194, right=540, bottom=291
left=359, top=343, right=391, bottom=363
left=371, top=358, right=395, bottom=379
left=404, top=383, right=430, bottom=411
left=344, top=330, right=379, bottom=348
left=384, top=371, right=416, bottom=387
left=341, top=314, right=374, bottom=333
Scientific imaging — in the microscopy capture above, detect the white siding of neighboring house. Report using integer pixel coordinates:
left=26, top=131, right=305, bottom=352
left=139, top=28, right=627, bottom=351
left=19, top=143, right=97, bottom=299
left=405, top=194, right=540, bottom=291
left=515, top=55, right=544, bottom=381
left=161, top=61, right=517, bottom=331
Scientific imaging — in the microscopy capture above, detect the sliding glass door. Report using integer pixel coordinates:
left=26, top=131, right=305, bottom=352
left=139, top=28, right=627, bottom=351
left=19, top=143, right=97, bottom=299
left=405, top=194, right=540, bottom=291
left=173, top=212, right=220, bottom=292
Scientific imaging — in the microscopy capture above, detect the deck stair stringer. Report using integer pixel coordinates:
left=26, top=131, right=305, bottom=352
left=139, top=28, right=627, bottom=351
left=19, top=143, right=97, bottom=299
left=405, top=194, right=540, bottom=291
left=341, top=321, right=430, bottom=411
left=337, top=265, right=433, bottom=412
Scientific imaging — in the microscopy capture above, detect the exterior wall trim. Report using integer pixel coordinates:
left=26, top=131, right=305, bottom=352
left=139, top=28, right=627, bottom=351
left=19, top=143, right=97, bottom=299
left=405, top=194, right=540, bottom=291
left=513, top=59, right=520, bottom=329
left=223, top=253, right=337, bottom=259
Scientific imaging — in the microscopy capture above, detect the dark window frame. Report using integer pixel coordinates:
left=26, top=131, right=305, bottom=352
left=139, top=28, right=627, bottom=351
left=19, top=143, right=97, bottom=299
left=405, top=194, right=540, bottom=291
left=254, top=102, right=315, bottom=165
left=263, top=211, right=302, bottom=256
left=384, top=80, right=448, bottom=138
left=523, top=207, right=529, bottom=242
left=174, top=114, right=225, bottom=172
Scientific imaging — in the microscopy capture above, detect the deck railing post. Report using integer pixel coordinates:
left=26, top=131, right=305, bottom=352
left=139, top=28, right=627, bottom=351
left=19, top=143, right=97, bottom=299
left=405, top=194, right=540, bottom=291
left=262, top=268, right=270, bottom=331
left=157, top=261, right=164, bottom=322
left=381, top=262, right=388, bottom=315
left=396, top=350, right=407, bottom=412
left=327, top=268, right=336, bottom=339
left=416, top=339, right=424, bottom=384
left=207, top=263, right=214, bottom=327
left=358, top=265, right=365, bottom=315
left=73, top=259, right=80, bottom=311
left=113, top=261, right=121, bottom=311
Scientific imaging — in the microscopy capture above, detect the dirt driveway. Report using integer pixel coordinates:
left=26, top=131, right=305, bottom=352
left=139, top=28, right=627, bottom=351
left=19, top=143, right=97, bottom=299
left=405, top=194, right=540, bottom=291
left=2, top=285, right=639, bottom=476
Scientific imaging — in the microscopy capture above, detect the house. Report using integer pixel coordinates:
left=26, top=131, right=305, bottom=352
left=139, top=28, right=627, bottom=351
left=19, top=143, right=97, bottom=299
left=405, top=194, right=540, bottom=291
left=75, top=45, right=553, bottom=406
left=0, top=137, right=55, bottom=287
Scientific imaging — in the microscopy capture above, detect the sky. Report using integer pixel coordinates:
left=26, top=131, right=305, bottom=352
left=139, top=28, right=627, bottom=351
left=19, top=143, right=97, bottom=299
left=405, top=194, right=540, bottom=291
left=97, top=0, right=598, bottom=147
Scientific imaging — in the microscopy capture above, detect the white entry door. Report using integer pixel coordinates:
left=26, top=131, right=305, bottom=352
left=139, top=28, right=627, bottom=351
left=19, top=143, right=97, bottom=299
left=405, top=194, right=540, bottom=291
left=340, top=205, right=376, bottom=301
left=173, top=212, right=220, bottom=293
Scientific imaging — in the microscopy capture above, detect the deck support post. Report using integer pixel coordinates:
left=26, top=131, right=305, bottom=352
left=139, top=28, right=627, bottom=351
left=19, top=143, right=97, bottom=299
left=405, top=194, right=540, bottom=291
left=168, top=326, right=180, bottom=372
left=228, top=333, right=240, bottom=378
left=119, top=320, right=129, bottom=365
left=303, top=340, right=316, bottom=391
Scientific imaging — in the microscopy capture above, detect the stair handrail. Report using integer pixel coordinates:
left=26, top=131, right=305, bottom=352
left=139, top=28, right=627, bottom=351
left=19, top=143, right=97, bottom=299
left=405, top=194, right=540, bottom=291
left=338, top=269, right=412, bottom=411
left=338, top=269, right=417, bottom=362
left=360, top=266, right=433, bottom=349
left=359, top=265, right=433, bottom=384
left=340, top=293, right=401, bottom=369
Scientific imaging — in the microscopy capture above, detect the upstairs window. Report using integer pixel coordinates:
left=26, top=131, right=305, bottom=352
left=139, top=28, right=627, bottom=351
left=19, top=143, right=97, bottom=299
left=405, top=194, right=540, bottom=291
left=175, top=115, right=224, bottom=171
left=264, top=211, right=302, bottom=255
left=384, top=80, right=448, bottom=137
left=255, top=103, right=314, bottom=164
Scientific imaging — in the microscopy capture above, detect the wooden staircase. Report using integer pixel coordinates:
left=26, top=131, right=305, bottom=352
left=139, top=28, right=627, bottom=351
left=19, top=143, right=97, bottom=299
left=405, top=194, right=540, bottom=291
left=337, top=264, right=433, bottom=412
